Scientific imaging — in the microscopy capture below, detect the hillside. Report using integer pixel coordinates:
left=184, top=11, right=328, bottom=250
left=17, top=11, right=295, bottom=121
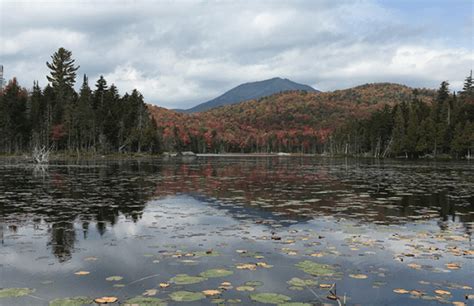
left=149, top=83, right=436, bottom=153
left=179, top=77, right=318, bottom=113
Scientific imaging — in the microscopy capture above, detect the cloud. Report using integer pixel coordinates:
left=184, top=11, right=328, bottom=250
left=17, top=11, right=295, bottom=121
left=0, top=0, right=472, bottom=109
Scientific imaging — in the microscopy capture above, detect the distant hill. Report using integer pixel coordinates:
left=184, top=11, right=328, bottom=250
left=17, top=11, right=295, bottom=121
left=148, top=83, right=436, bottom=153
left=179, top=77, right=318, bottom=113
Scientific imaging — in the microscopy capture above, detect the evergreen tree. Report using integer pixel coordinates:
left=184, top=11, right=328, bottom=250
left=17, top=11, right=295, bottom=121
left=46, top=48, right=79, bottom=88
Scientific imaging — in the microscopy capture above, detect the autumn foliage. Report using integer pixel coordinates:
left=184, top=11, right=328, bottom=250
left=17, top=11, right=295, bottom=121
left=149, top=83, right=436, bottom=153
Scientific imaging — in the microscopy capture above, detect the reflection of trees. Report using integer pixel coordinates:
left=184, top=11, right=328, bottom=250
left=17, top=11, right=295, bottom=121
left=48, top=221, right=76, bottom=262
left=1, top=161, right=159, bottom=262
left=1, top=158, right=473, bottom=261
left=150, top=158, right=474, bottom=230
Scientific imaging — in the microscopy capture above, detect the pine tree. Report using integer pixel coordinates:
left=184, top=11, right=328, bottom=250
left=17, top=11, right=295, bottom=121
left=46, top=48, right=79, bottom=88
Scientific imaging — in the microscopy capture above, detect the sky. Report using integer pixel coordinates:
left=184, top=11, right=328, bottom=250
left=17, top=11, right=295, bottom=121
left=0, top=0, right=473, bottom=109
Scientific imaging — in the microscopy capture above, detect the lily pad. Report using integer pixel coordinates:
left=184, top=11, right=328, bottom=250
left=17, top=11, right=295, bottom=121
left=236, top=286, right=255, bottom=291
left=124, top=296, right=167, bottom=306
left=199, top=268, right=234, bottom=278
left=49, top=296, right=93, bottom=306
left=169, top=291, right=206, bottom=302
left=295, top=261, right=335, bottom=276
left=287, top=277, right=317, bottom=287
left=250, top=293, right=291, bottom=304
left=0, top=288, right=35, bottom=298
left=170, top=274, right=207, bottom=285
left=106, top=276, right=123, bottom=281
left=245, top=281, right=264, bottom=287
left=278, top=303, right=312, bottom=306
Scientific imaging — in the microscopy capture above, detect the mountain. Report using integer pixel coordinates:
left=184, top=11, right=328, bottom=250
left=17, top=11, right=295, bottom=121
left=179, top=77, right=318, bottom=113
left=148, top=83, right=436, bottom=154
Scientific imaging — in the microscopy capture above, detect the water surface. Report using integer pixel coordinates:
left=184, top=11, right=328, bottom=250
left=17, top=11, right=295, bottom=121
left=1, top=157, right=473, bottom=305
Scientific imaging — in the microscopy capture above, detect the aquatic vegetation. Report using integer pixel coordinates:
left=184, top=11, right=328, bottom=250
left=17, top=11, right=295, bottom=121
left=105, top=275, right=123, bottom=281
left=169, top=291, right=206, bottom=302
left=199, top=268, right=233, bottom=278
left=236, top=285, right=255, bottom=291
left=123, top=296, right=167, bottom=306
left=49, top=296, right=93, bottom=306
left=250, top=292, right=292, bottom=304
left=295, top=260, right=335, bottom=276
left=286, top=277, right=317, bottom=287
left=0, top=288, right=35, bottom=298
left=94, top=296, right=118, bottom=303
left=202, top=289, right=221, bottom=296
left=170, top=274, right=207, bottom=285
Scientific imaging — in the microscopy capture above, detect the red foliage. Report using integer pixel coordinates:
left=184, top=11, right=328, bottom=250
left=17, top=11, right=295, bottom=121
left=147, top=83, right=435, bottom=153
left=51, top=124, right=66, bottom=141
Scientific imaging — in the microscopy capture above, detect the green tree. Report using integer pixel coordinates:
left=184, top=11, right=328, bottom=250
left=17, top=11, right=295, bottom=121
left=46, top=48, right=80, bottom=88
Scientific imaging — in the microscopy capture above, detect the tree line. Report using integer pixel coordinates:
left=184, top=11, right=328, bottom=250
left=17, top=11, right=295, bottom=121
left=331, top=74, right=474, bottom=158
left=1, top=47, right=473, bottom=158
left=0, top=48, right=159, bottom=154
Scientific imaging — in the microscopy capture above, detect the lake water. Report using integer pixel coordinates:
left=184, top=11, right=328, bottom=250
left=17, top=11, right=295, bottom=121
left=1, top=157, right=473, bottom=305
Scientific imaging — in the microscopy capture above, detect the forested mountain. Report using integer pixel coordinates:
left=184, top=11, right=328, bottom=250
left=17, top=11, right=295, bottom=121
left=149, top=78, right=473, bottom=157
left=178, top=77, right=318, bottom=113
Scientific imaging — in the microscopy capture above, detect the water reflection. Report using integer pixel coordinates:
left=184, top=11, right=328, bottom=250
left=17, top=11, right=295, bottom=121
left=1, top=158, right=473, bottom=263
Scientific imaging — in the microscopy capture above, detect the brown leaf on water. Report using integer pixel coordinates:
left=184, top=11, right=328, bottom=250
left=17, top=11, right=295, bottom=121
left=159, top=282, right=169, bottom=288
left=445, top=263, right=461, bottom=270
left=319, top=284, right=332, bottom=289
left=349, top=274, right=368, bottom=279
left=393, top=288, right=409, bottom=294
left=410, top=290, right=423, bottom=296
left=434, top=289, right=451, bottom=296
left=452, top=302, right=465, bottom=306
left=407, top=263, right=422, bottom=270
left=94, top=296, right=118, bottom=304
left=74, top=271, right=90, bottom=276
left=236, top=263, right=257, bottom=270
left=202, top=289, right=221, bottom=296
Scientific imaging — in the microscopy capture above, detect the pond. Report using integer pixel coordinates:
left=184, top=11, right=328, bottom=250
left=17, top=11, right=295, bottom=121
left=0, top=157, right=473, bottom=305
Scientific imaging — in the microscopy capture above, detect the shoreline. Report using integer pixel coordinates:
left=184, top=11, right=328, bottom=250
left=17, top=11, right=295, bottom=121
left=0, top=152, right=470, bottom=161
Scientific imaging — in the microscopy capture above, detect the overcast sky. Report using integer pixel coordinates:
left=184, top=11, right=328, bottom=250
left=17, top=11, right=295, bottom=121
left=1, top=0, right=473, bottom=109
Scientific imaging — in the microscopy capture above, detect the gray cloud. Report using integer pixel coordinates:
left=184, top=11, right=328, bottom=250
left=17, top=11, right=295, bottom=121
left=1, top=0, right=472, bottom=109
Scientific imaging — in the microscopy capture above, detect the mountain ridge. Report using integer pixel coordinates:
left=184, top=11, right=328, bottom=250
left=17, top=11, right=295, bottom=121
left=177, top=77, right=318, bottom=113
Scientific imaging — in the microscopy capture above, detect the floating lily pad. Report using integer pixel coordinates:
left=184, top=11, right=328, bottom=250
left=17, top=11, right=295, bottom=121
left=287, top=277, right=317, bottom=287
left=295, top=261, right=335, bottom=276
left=0, top=288, right=35, bottom=298
left=250, top=293, right=291, bottom=304
left=170, top=274, right=207, bottom=285
left=124, top=296, right=167, bottom=306
left=236, top=286, right=255, bottom=291
left=199, top=268, right=233, bottom=278
left=106, top=276, right=123, bottom=281
left=245, top=281, right=264, bottom=287
left=169, top=291, right=206, bottom=302
left=49, top=296, right=93, bottom=306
